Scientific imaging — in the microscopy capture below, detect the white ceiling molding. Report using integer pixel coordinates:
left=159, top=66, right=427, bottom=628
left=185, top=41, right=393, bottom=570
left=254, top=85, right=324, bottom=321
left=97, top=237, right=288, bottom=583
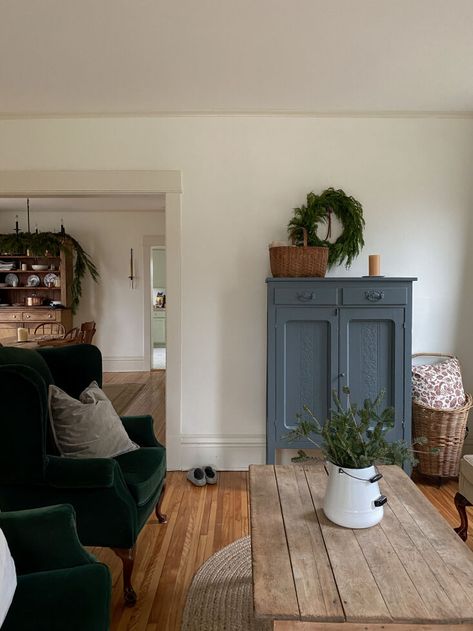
left=1, top=111, right=473, bottom=120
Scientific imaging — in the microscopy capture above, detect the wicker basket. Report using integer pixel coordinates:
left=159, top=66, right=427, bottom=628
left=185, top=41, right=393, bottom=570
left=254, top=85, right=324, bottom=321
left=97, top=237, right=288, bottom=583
left=412, top=353, right=472, bottom=477
left=269, top=229, right=328, bottom=278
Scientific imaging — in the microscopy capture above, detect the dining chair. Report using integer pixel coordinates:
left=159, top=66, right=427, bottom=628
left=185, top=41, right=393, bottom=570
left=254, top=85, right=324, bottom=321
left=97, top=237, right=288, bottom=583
left=81, top=321, right=96, bottom=344
left=33, top=322, right=66, bottom=337
left=63, top=327, right=84, bottom=343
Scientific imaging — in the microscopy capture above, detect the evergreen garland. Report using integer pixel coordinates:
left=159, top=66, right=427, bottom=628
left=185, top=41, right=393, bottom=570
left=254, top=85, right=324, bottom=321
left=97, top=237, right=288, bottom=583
left=288, top=187, right=365, bottom=268
left=0, top=231, right=99, bottom=314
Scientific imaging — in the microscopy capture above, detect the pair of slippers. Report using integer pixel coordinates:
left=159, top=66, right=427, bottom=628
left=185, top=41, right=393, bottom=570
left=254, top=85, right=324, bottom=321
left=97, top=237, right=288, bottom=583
left=187, top=466, right=217, bottom=487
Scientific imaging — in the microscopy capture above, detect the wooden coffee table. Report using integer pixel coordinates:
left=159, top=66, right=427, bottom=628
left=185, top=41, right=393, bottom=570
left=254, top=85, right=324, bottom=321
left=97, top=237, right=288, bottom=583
left=249, top=464, right=473, bottom=630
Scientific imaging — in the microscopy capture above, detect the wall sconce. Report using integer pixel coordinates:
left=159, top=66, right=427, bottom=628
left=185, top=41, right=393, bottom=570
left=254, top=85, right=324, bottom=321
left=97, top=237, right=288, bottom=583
left=129, top=248, right=135, bottom=289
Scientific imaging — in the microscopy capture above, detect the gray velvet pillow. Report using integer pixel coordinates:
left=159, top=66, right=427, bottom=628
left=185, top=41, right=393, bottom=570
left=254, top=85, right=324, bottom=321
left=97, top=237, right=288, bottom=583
left=48, top=381, right=139, bottom=459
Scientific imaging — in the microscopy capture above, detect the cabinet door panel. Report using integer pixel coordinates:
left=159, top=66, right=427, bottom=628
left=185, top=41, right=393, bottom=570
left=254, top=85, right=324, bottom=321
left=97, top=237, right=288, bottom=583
left=274, top=307, right=338, bottom=444
left=339, top=308, right=405, bottom=441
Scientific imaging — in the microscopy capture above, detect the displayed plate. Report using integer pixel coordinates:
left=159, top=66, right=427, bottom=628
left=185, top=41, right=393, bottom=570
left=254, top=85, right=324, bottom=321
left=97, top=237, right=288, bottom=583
left=26, top=274, right=40, bottom=287
left=43, top=272, right=58, bottom=287
left=5, top=273, right=19, bottom=286
left=0, top=303, right=10, bottom=307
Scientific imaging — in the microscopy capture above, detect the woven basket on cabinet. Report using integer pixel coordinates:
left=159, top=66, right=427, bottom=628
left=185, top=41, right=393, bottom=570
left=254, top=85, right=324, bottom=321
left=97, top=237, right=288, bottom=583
left=269, top=228, right=328, bottom=278
left=412, top=353, right=472, bottom=478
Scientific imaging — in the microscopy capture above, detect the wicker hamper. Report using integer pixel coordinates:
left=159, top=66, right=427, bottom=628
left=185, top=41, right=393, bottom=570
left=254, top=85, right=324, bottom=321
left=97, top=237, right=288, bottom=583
left=269, top=229, right=329, bottom=278
left=412, top=353, right=472, bottom=478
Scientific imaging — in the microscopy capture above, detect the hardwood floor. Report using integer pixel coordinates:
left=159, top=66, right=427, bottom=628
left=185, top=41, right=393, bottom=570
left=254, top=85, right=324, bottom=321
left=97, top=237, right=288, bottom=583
left=415, top=473, right=472, bottom=547
left=100, top=371, right=473, bottom=631
left=104, top=370, right=165, bottom=444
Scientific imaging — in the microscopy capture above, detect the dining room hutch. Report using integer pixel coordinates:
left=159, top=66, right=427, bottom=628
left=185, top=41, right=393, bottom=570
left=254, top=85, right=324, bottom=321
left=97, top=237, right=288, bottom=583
left=0, top=250, right=72, bottom=341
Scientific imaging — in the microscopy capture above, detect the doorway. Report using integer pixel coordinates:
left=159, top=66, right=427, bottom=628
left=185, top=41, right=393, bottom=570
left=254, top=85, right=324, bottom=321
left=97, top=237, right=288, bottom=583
left=0, top=170, right=182, bottom=470
left=150, top=246, right=166, bottom=370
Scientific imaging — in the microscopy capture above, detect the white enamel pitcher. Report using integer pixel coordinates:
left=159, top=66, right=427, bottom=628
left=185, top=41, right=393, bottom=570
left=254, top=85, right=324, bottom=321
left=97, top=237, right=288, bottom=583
left=323, top=461, right=387, bottom=528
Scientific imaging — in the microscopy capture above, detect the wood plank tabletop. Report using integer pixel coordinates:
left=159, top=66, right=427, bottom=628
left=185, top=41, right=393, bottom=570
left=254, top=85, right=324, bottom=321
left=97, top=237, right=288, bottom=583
left=1, top=336, right=39, bottom=348
left=273, top=623, right=473, bottom=631
left=249, top=464, right=473, bottom=626
left=1, top=335, right=76, bottom=349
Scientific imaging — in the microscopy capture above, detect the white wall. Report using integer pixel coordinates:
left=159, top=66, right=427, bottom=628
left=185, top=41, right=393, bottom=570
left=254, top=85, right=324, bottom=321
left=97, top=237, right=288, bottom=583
left=1, top=116, right=473, bottom=468
left=0, top=206, right=165, bottom=370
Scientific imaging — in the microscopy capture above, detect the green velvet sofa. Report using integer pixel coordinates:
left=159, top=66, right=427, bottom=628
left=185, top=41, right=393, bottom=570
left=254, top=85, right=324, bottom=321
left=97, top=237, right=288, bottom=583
left=0, top=504, right=111, bottom=631
left=0, top=344, right=167, bottom=605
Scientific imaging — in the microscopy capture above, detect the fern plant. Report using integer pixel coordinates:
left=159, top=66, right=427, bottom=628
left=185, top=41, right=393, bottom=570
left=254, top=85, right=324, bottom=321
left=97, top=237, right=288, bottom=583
left=286, top=388, right=431, bottom=468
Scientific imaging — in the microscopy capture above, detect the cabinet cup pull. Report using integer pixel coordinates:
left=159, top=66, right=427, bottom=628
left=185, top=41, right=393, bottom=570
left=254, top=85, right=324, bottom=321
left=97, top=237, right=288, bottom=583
left=365, top=290, right=384, bottom=302
left=297, top=291, right=316, bottom=302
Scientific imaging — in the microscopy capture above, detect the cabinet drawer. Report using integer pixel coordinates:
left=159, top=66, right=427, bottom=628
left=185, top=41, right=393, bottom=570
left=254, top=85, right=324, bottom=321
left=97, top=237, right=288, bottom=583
left=274, top=286, right=337, bottom=306
left=0, top=311, right=22, bottom=322
left=22, top=310, right=58, bottom=322
left=342, top=286, right=407, bottom=305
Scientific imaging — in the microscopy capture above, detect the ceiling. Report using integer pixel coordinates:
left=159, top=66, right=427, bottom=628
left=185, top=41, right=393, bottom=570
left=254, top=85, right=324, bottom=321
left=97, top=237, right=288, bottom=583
left=1, top=1, right=473, bottom=116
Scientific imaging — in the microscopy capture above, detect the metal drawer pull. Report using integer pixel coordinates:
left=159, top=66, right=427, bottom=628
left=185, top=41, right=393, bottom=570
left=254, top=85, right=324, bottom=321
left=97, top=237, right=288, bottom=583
left=297, top=291, right=316, bottom=302
left=25, top=314, right=30, bottom=319
left=48, top=314, right=53, bottom=318
left=365, top=290, right=384, bottom=302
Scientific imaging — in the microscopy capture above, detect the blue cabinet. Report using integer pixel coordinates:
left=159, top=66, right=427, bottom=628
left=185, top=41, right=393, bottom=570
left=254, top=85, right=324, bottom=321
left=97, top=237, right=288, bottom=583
left=266, top=277, right=416, bottom=464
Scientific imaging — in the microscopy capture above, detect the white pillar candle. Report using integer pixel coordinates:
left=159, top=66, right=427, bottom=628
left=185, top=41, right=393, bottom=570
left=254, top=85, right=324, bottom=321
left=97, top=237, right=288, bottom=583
left=17, top=327, right=28, bottom=342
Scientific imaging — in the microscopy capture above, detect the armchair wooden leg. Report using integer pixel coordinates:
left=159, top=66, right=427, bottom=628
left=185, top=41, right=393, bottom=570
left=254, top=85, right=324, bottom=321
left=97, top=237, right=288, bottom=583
left=155, top=482, right=168, bottom=524
left=454, top=492, right=471, bottom=541
left=112, top=546, right=137, bottom=606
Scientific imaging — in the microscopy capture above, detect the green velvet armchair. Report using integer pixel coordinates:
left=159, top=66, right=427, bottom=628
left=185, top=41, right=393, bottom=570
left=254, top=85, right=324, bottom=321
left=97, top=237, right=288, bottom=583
left=0, top=344, right=167, bottom=605
left=0, top=504, right=111, bottom=631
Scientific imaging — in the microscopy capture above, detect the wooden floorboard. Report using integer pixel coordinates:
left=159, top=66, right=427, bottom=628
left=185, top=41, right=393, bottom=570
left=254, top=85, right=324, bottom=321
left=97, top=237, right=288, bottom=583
left=99, top=371, right=473, bottom=630
left=103, top=369, right=165, bottom=444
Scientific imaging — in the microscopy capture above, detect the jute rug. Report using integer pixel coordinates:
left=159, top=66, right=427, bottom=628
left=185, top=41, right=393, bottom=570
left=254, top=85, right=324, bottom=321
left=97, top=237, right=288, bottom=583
left=181, top=536, right=271, bottom=631
left=102, top=383, right=146, bottom=416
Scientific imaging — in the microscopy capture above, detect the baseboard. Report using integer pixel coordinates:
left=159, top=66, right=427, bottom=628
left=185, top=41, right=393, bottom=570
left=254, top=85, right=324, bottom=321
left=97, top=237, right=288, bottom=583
left=102, top=356, right=146, bottom=372
left=180, top=434, right=266, bottom=471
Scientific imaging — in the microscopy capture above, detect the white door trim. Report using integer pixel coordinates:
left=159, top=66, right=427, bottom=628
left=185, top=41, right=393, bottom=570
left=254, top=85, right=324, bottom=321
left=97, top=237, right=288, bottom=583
left=0, top=170, right=182, bottom=470
left=143, top=236, right=165, bottom=371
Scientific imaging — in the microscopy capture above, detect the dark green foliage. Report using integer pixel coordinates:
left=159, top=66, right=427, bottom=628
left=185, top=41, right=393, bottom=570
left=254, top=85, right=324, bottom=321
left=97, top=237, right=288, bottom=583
left=287, top=187, right=365, bottom=268
left=64, top=234, right=99, bottom=314
left=0, top=231, right=99, bottom=314
left=286, top=389, right=430, bottom=468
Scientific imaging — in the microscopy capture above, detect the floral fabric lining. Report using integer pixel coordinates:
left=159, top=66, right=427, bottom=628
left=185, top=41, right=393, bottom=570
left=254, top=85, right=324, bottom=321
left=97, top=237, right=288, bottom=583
left=412, top=357, right=466, bottom=409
